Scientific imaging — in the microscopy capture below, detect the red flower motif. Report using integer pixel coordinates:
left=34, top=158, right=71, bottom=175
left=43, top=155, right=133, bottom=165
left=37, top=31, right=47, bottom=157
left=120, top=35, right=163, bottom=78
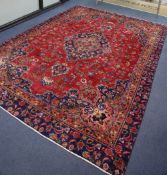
left=46, top=124, right=53, bottom=132
left=44, top=116, right=51, bottom=122
left=130, top=126, right=137, bottom=134
left=72, top=131, right=81, bottom=139
left=104, top=148, right=114, bottom=158
left=115, top=145, right=122, bottom=155
left=77, top=141, right=84, bottom=150
left=19, top=101, right=26, bottom=106
left=114, top=159, right=125, bottom=171
left=126, top=117, right=133, bottom=124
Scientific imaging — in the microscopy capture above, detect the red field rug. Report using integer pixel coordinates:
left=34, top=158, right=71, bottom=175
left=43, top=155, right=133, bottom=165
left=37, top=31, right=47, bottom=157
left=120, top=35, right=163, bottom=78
left=0, top=6, right=166, bottom=175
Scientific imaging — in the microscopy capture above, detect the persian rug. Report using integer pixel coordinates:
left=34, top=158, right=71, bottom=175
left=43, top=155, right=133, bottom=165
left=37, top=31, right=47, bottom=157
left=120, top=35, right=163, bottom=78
left=0, top=6, right=166, bottom=175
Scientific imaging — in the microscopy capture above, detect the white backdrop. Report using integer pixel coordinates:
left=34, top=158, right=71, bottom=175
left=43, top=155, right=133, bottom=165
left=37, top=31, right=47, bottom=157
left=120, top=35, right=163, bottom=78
left=43, top=0, right=60, bottom=7
left=0, top=0, right=39, bottom=26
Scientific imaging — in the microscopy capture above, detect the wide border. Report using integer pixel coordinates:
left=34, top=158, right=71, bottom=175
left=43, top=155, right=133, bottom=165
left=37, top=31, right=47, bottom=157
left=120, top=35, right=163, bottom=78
left=0, top=106, right=111, bottom=175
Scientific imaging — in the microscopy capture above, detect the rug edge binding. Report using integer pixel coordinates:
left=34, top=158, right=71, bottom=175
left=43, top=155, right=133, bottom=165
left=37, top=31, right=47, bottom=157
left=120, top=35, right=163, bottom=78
left=0, top=106, right=112, bottom=175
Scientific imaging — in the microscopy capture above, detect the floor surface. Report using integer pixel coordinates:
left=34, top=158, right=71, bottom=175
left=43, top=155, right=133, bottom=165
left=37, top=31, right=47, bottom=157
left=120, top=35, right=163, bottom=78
left=0, top=0, right=167, bottom=175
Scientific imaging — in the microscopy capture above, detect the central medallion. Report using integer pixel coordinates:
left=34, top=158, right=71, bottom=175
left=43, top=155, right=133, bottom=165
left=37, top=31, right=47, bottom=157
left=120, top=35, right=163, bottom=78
left=65, top=32, right=111, bottom=61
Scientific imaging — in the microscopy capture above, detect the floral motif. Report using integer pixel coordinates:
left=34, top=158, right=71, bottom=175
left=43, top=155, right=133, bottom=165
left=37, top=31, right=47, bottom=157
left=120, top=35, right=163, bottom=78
left=51, top=64, right=69, bottom=76
left=41, top=76, right=54, bottom=85
left=0, top=6, right=166, bottom=175
left=65, top=32, right=111, bottom=60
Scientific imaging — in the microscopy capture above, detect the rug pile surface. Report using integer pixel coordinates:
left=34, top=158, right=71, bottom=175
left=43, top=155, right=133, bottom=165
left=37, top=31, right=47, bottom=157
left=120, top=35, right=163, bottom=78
left=0, top=6, right=166, bottom=175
